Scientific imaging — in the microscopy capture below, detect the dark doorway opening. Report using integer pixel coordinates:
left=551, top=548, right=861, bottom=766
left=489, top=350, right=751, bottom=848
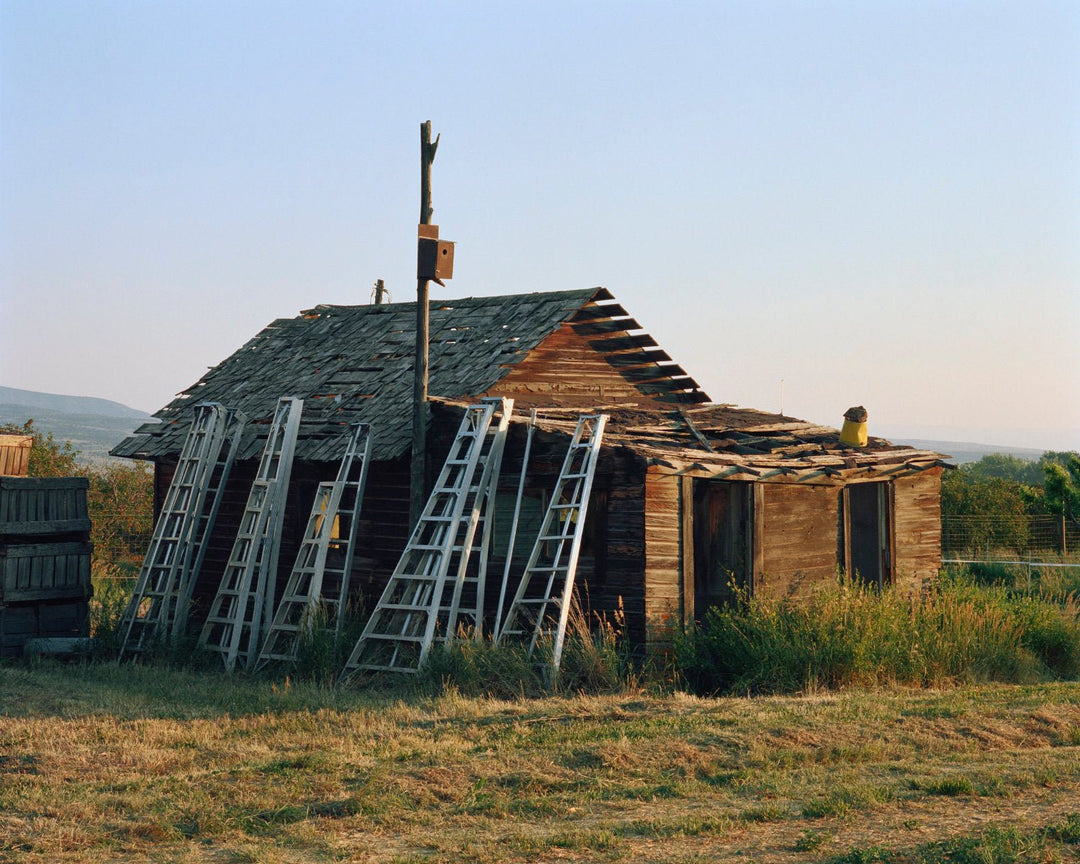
left=846, top=483, right=891, bottom=588
left=693, top=480, right=752, bottom=617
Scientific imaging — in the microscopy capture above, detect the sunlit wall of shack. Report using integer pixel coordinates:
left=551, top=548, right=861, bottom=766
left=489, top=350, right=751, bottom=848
left=113, top=289, right=946, bottom=650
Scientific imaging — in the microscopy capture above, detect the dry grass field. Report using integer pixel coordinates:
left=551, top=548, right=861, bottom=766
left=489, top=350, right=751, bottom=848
left=1, top=663, right=1078, bottom=863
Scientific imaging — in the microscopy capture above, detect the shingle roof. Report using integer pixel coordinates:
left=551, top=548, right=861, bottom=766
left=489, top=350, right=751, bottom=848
left=112, top=288, right=708, bottom=462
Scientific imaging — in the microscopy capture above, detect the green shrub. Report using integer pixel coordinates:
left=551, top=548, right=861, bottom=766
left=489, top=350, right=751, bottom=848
left=289, top=600, right=367, bottom=685
left=89, top=561, right=136, bottom=660
left=674, top=573, right=1080, bottom=695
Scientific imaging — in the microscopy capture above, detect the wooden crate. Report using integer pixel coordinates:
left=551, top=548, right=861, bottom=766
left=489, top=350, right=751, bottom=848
left=0, top=541, right=93, bottom=603
left=0, top=599, right=89, bottom=657
left=0, top=477, right=91, bottom=538
left=0, top=435, right=32, bottom=477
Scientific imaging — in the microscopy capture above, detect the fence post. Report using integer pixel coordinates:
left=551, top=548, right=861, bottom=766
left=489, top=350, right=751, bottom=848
left=1063, top=513, right=1068, bottom=557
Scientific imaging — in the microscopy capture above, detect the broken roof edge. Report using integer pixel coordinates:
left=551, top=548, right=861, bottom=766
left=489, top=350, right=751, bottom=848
left=300, top=286, right=613, bottom=317
left=429, top=396, right=951, bottom=489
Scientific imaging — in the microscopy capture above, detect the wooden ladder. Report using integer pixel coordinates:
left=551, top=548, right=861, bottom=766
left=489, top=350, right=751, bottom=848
left=341, top=398, right=512, bottom=678
left=117, top=403, right=245, bottom=660
left=198, top=397, right=303, bottom=672
left=254, top=423, right=371, bottom=670
left=497, top=413, right=607, bottom=676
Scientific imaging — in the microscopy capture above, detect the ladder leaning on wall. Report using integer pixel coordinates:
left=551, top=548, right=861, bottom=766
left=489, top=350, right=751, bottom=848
left=497, top=412, right=607, bottom=678
left=117, top=402, right=245, bottom=661
left=341, top=398, right=512, bottom=678
left=198, top=396, right=303, bottom=673
left=254, top=422, right=372, bottom=671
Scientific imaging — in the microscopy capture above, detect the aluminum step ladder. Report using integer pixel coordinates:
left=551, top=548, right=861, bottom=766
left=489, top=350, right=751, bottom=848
left=497, top=413, right=607, bottom=677
left=117, top=403, right=245, bottom=660
left=198, top=396, right=303, bottom=672
left=436, top=399, right=512, bottom=646
left=171, top=408, right=247, bottom=644
left=341, top=398, right=512, bottom=678
left=254, top=423, right=371, bottom=670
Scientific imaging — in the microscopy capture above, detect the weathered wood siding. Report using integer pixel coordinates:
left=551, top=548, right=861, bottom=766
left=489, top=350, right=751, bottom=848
left=755, top=483, right=840, bottom=599
left=490, top=324, right=673, bottom=408
left=644, top=467, right=681, bottom=641
left=891, top=467, right=942, bottom=594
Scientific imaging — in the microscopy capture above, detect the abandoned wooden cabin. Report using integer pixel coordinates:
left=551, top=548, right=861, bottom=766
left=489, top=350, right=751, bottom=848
left=112, top=288, right=945, bottom=649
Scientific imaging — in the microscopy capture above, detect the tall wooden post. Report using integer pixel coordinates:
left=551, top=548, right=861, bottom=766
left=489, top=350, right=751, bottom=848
left=411, top=121, right=439, bottom=527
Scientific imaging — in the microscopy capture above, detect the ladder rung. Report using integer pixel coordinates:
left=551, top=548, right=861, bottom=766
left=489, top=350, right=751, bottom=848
left=361, top=632, right=425, bottom=643
left=353, top=663, right=420, bottom=674
left=375, top=602, right=434, bottom=613
left=267, top=623, right=303, bottom=634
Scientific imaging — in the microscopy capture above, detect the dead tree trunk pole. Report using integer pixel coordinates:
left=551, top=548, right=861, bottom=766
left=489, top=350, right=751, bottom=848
left=411, top=121, right=438, bottom=527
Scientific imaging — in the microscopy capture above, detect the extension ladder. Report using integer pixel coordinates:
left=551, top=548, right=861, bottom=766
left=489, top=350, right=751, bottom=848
left=117, top=403, right=245, bottom=660
left=497, top=413, right=607, bottom=676
left=198, top=396, right=303, bottom=672
left=341, top=398, right=512, bottom=677
left=254, top=423, right=371, bottom=670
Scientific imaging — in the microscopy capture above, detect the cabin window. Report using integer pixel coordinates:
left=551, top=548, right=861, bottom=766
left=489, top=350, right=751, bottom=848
left=692, top=479, right=752, bottom=616
left=842, top=482, right=893, bottom=588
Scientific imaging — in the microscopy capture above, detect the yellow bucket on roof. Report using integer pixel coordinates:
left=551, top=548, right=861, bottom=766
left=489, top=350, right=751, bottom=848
left=840, top=406, right=868, bottom=447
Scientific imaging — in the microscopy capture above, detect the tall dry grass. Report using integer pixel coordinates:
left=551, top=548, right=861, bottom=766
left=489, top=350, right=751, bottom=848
left=675, top=570, right=1080, bottom=695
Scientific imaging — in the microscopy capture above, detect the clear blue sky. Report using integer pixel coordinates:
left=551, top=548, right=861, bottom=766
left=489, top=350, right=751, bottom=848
left=2, top=1, right=1077, bottom=450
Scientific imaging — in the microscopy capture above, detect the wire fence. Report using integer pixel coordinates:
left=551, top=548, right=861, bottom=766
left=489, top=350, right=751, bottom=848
left=90, top=517, right=152, bottom=578
left=941, top=514, right=1080, bottom=563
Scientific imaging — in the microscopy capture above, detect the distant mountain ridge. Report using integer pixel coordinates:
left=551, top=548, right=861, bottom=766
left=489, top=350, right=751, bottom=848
left=890, top=439, right=1047, bottom=465
left=0, top=386, right=155, bottom=464
left=0, top=386, right=149, bottom=418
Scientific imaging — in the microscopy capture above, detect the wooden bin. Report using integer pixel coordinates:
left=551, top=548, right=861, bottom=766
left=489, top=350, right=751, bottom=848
left=0, top=435, right=32, bottom=477
left=0, top=541, right=93, bottom=603
left=0, top=477, right=91, bottom=539
left=0, top=599, right=89, bottom=658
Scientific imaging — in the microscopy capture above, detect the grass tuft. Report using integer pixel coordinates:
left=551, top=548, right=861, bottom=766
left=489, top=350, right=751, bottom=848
left=920, top=776, right=975, bottom=797
left=415, top=598, right=637, bottom=699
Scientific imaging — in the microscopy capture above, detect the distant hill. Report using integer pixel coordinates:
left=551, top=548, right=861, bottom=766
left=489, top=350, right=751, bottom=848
left=0, top=386, right=156, bottom=464
left=889, top=438, right=1047, bottom=465
left=0, top=386, right=149, bottom=418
